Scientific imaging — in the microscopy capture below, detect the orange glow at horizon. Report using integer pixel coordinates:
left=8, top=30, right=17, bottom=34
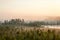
left=0, top=0, right=60, bottom=21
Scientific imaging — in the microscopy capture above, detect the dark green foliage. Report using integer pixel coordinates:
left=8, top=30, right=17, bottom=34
left=0, top=27, right=60, bottom=40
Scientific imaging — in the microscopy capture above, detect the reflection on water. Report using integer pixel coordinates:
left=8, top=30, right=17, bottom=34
left=44, top=25, right=60, bottom=29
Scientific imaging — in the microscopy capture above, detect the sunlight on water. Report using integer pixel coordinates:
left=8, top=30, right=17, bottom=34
left=44, top=25, right=60, bottom=29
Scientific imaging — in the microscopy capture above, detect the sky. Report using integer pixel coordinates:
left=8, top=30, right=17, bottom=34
left=0, top=0, right=60, bottom=21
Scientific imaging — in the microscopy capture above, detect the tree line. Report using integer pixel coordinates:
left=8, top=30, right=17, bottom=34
left=0, top=19, right=42, bottom=27
left=0, top=19, right=60, bottom=27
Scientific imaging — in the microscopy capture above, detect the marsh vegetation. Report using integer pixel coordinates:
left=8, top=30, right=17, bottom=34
left=0, top=19, right=60, bottom=40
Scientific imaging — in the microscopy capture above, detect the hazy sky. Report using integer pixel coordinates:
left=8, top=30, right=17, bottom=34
left=0, top=0, right=60, bottom=21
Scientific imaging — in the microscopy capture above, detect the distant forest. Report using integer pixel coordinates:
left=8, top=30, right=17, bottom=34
left=0, top=19, right=60, bottom=27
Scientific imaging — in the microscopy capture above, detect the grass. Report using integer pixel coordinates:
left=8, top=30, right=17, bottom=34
left=0, top=26, right=60, bottom=40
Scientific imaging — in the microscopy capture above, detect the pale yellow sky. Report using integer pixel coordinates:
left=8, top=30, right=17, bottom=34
left=0, top=0, right=60, bottom=21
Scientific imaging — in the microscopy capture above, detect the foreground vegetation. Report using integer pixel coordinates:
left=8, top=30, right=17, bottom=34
left=0, top=26, right=60, bottom=40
